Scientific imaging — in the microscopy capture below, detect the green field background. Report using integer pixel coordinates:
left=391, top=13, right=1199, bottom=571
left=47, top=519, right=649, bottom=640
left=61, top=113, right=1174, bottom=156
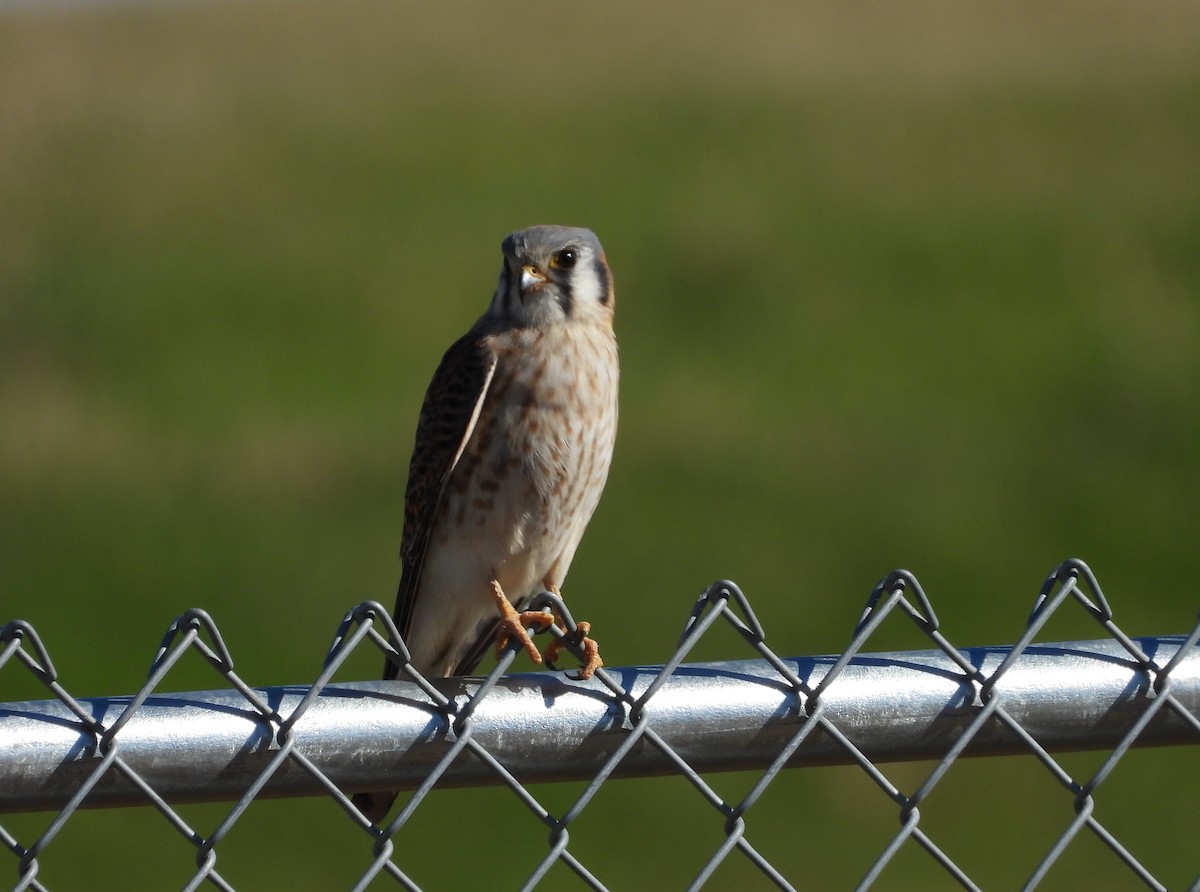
left=2, top=2, right=1199, bottom=888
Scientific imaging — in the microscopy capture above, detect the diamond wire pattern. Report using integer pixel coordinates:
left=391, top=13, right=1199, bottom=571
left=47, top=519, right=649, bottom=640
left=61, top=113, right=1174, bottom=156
left=2, top=558, right=1199, bottom=891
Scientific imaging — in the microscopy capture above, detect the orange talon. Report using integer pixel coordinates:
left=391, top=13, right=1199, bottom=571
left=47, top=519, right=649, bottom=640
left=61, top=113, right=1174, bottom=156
left=544, top=619, right=604, bottom=680
left=491, top=581, right=552, bottom=664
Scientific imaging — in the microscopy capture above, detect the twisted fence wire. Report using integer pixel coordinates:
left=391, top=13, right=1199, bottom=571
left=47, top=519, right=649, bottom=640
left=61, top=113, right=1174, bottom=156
left=2, top=557, right=1199, bottom=891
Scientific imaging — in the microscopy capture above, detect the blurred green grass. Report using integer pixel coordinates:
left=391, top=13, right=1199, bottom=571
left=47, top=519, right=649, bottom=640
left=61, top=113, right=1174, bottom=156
left=1, top=0, right=1199, bottom=888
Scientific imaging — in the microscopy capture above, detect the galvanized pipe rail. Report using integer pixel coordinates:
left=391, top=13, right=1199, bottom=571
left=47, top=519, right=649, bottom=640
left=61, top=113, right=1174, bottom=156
left=2, top=635, right=1197, bottom=813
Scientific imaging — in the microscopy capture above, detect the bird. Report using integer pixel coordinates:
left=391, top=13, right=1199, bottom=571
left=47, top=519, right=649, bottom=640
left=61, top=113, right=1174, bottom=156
left=353, top=225, right=619, bottom=823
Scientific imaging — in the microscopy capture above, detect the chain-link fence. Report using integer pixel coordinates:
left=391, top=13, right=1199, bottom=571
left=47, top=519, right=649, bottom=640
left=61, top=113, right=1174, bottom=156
left=2, top=558, right=1199, bottom=891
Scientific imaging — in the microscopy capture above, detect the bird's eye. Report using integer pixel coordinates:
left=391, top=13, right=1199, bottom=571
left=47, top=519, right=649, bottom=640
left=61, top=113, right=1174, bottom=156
left=550, top=248, right=577, bottom=270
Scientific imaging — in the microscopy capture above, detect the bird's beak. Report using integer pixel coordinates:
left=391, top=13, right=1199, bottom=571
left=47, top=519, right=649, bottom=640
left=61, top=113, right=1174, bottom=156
left=520, top=264, right=547, bottom=295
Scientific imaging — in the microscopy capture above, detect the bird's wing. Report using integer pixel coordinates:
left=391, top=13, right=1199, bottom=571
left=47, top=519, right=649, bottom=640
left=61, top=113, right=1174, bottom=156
left=386, top=331, right=497, bottom=680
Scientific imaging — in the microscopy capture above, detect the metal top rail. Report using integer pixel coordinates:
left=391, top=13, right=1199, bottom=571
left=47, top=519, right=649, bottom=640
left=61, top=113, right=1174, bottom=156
left=2, top=635, right=1197, bottom=813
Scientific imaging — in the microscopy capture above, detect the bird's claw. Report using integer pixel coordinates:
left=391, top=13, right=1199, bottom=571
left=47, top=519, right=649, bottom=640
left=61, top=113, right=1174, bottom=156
left=491, top=581, right=553, bottom=663
left=495, top=609, right=554, bottom=664
left=490, top=581, right=602, bottom=676
left=544, top=620, right=604, bottom=680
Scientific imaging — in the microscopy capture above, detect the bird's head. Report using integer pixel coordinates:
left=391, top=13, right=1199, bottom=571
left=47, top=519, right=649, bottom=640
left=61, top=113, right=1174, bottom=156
left=488, top=225, right=614, bottom=329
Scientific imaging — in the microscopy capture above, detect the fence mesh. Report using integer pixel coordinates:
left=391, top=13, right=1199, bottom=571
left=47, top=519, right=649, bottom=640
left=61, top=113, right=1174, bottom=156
left=2, top=558, right=1199, bottom=891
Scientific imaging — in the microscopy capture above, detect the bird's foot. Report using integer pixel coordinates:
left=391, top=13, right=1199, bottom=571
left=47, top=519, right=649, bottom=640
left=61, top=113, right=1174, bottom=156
left=544, top=619, right=604, bottom=680
left=491, top=581, right=553, bottom=664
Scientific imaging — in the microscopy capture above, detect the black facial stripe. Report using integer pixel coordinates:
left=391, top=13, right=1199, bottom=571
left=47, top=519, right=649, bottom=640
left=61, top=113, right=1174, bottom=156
left=593, top=256, right=612, bottom=305
left=559, top=276, right=575, bottom=317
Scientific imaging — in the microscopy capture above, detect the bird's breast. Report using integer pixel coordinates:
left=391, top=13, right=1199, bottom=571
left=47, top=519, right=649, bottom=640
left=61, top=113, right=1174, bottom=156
left=441, top=323, right=618, bottom=569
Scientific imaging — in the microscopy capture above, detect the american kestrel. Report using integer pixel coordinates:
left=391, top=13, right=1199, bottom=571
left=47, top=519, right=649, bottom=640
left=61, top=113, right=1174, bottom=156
left=354, top=225, right=618, bottom=822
